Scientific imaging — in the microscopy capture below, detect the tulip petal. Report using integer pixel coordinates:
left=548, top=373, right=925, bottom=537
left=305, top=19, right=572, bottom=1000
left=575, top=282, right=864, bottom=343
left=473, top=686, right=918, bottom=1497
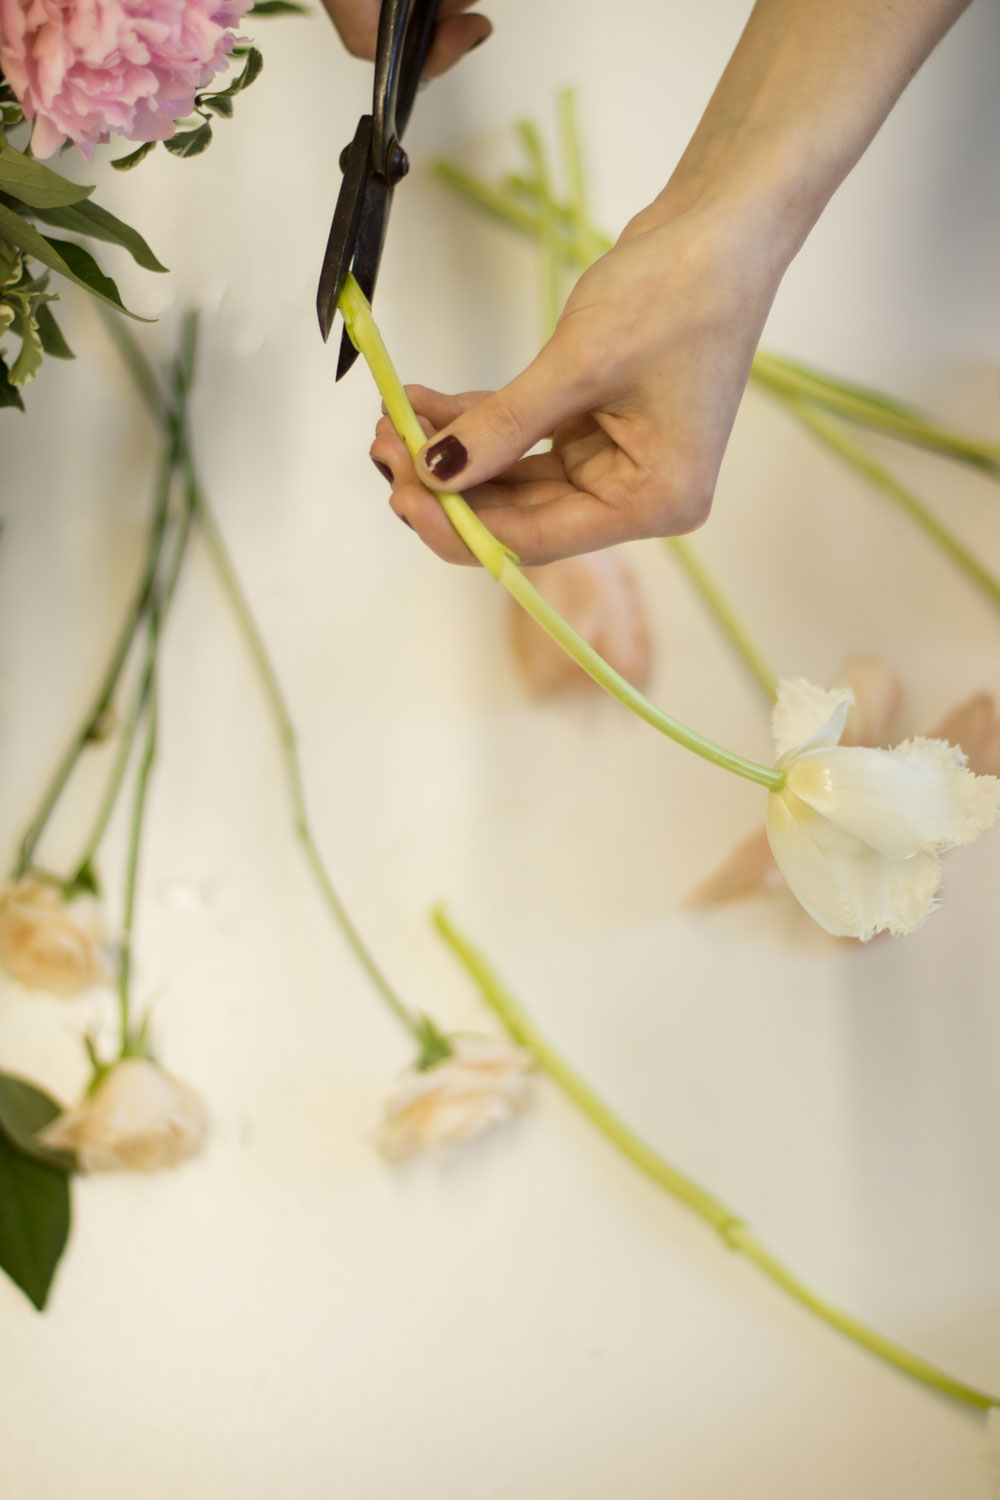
left=788, top=740, right=1000, bottom=858
left=772, top=678, right=852, bottom=760
left=766, top=790, right=943, bottom=940
left=765, top=792, right=859, bottom=937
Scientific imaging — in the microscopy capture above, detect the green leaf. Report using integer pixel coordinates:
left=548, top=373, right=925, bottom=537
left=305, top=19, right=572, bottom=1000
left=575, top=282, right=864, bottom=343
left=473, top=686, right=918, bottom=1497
left=8, top=299, right=43, bottom=384
left=163, top=122, right=213, bottom=159
left=111, top=140, right=157, bottom=173
left=0, top=143, right=92, bottom=208
left=28, top=198, right=168, bottom=273
left=0, top=351, right=25, bottom=410
left=201, top=95, right=234, bottom=118
left=0, top=203, right=149, bottom=318
left=250, top=1, right=309, bottom=13
left=0, top=1074, right=75, bottom=1170
left=213, top=46, right=263, bottom=100
left=0, top=1128, right=71, bottom=1309
left=34, top=299, right=74, bottom=359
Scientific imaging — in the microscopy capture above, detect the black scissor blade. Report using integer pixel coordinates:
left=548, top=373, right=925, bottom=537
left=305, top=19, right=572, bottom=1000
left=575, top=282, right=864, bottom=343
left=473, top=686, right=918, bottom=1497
left=334, top=173, right=392, bottom=379
left=317, top=115, right=374, bottom=342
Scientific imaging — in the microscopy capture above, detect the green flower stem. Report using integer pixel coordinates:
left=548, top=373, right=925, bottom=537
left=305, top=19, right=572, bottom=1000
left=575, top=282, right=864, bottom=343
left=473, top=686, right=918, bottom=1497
left=435, top=159, right=1000, bottom=474
left=104, top=310, right=441, bottom=1063
left=781, top=399, right=1000, bottom=615
left=338, top=275, right=783, bottom=792
left=432, top=902, right=999, bottom=1413
left=556, top=88, right=606, bottom=270
left=516, top=120, right=561, bottom=342
left=68, top=469, right=194, bottom=889
left=666, top=538, right=779, bottom=703
left=191, top=490, right=430, bottom=1050
left=750, top=353, right=1000, bottom=476
left=14, top=440, right=174, bottom=880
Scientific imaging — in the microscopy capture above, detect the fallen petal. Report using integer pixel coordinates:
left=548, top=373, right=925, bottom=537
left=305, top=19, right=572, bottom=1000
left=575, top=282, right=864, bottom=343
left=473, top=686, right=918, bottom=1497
left=928, top=693, right=1000, bottom=777
left=509, top=551, right=650, bottom=697
left=841, top=657, right=903, bottom=747
left=685, top=826, right=778, bottom=906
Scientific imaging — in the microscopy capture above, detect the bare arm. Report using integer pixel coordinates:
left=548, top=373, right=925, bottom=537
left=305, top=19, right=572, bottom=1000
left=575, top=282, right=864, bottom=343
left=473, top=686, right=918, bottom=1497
left=372, top=0, right=974, bottom=565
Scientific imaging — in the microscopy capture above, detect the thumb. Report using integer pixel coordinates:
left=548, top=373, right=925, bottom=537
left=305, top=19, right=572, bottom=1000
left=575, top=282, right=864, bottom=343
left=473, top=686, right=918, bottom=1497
left=415, top=341, right=593, bottom=490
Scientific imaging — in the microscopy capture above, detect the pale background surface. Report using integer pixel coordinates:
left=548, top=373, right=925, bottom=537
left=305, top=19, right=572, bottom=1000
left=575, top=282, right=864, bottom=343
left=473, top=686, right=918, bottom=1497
left=2, top=1, right=1000, bottom=1496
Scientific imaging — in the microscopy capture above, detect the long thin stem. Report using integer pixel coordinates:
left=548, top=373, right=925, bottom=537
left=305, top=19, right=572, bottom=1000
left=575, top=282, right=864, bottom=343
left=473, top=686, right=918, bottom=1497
left=516, top=119, right=561, bottom=341
left=782, top=400, right=1000, bottom=614
left=104, top=310, right=437, bottom=1059
left=192, top=492, right=427, bottom=1047
left=68, top=463, right=193, bottom=886
left=14, top=448, right=173, bottom=879
left=339, top=275, right=783, bottom=792
left=666, top=538, right=779, bottom=703
left=432, top=903, right=999, bottom=1413
left=556, top=88, right=605, bottom=270
left=750, top=353, right=1000, bottom=476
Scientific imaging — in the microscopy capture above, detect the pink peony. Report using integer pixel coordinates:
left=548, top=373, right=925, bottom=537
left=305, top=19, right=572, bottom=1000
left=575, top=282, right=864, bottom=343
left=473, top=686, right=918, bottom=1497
left=0, top=0, right=249, bottom=158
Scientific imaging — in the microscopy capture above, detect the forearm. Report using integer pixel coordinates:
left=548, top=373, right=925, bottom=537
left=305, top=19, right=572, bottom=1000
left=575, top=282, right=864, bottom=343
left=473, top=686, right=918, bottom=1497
left=644, top=0, right=972, bottom=271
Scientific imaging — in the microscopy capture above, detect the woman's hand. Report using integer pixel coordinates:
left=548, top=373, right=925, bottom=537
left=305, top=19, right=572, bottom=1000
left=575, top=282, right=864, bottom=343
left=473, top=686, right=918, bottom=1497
left=320, top=0, right=490, bottom=78
left=370, top=196, right=786, bottom=565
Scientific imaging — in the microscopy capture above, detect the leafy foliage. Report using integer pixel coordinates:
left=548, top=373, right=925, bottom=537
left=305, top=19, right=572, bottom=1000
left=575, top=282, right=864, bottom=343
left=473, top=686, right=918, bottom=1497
left=0, top=1074, right=74, bottom=1311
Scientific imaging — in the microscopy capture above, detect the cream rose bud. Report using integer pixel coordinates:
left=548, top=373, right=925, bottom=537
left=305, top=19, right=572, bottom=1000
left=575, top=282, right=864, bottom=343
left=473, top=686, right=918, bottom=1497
left=0, top=878, right=112, bottom=995
left=765, top=679, right=1000, bottom=941
left=377, top=1035, right=533, bottom=1160
left=39, top=1058, right=207, bottom=1172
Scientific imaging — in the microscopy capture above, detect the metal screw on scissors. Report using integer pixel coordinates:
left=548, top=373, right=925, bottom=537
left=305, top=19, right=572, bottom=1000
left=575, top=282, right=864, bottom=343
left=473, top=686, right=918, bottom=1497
left=317, top=0, right=441, bottom=379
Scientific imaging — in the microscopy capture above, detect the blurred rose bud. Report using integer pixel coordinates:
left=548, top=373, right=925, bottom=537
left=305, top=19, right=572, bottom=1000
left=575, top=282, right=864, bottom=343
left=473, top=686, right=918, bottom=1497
left=39, top=1056, right=207, bottom=1171
left=0, top=877, right=112, bottom=996
left=377, top=1035, right=533, bottom=1160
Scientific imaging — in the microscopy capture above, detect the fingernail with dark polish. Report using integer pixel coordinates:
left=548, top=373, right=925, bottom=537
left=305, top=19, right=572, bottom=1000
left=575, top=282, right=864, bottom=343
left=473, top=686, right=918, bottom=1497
left=398, top=514, right=413, bottom=530
left=425, top=434, right=468, bottom=482
left=372, top=458, right=394, bottom=483
left=468, top=34, right=487, bottom=49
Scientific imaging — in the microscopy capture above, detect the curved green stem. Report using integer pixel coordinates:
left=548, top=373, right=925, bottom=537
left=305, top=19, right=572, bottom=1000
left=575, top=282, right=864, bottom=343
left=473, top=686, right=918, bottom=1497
left=782, top=400, right=1000, bottom=616
left=192, top=492, right=428, bottom=1050
left=432, top=902, right=999, bottom=1413
left=666, top=538, right=779, bottom=703
left=338, top=275, right=783, bottom=792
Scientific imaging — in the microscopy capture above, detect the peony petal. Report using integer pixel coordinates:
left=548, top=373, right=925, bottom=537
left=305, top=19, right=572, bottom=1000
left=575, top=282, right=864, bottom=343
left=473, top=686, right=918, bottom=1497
left=684, top=826, right=778, bottom=906
left=771, top=678, right=853, bottom=760
left=766, top=789, right=943, bottom=940
left=841, top=657, right=903, bottom=748
left=786, top=739, right=1000, bottom=859
left=928, top=694, right=1000, bottom=778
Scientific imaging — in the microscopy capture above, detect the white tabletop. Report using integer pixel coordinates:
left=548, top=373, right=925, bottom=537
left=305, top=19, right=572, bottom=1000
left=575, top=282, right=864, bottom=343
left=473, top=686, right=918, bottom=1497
left=2, top=3, right=999, bottom=1496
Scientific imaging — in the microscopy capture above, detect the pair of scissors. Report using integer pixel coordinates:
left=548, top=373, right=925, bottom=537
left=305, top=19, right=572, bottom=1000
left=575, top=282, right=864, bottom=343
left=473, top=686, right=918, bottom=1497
left=316, top=0, right=441, bottom=378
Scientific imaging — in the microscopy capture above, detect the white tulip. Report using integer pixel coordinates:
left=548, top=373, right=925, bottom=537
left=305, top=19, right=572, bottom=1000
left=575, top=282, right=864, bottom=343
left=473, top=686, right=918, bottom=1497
left=377, top=1035, right=533, bottom=1160
left=39, top=1057, right=207, bottom=1172
left=765, top=679, right=1000, bottom=941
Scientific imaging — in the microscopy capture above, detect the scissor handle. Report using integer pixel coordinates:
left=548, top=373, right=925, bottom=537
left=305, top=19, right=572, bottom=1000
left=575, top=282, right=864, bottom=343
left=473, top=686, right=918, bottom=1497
left=372, top=0, right=440, bottom=177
